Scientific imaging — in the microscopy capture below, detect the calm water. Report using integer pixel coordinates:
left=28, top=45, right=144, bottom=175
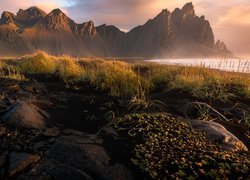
left=146, top=58, right=250, bottom=73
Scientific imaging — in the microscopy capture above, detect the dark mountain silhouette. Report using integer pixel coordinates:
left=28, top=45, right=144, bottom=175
left=0, top=3, right=233, bottom=58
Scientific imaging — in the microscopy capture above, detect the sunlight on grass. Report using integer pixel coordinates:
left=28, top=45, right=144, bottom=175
left=19, top=52, right=57, bottom=75
left=57, top=57, right=83, bottom=84
left=85, top=61, right=138, bottom=97
left=4, top=52, right=249, bottom=101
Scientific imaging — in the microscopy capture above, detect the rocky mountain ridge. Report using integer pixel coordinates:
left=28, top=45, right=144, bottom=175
left=0, top=3, right=233, bottom=58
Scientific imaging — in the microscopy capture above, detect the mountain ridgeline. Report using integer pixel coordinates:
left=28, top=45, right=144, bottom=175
left=0, top=2, right=233, bottom=58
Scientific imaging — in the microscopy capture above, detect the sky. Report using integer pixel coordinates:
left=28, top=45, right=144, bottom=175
left=0, top=0, right=250, bottom=57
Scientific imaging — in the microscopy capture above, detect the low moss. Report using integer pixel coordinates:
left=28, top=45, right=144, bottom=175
left=113, top=113, right=250, bottom=179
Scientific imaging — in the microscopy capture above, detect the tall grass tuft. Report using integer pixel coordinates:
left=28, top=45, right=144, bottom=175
left=57, top=57, right=83, bottom=84
left=19, top=52, right=57, bottom=75
left=85, top=61, right=138, bottom=97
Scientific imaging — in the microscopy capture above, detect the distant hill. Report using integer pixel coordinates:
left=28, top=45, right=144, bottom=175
left=0, top=3, right=233, bottom=58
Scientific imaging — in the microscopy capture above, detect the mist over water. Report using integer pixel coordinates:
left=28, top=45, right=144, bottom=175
left=147, top=58, right=250, bottom=73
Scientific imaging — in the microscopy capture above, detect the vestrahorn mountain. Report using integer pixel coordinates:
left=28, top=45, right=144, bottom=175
left=0, top=2, right=233, bottom=58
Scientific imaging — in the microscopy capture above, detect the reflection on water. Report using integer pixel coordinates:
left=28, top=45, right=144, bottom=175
left=146, top=59, right=250, bottom=73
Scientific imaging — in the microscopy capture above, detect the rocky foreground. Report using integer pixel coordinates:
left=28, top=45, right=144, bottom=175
left=0, top=79, right=249, bottom=179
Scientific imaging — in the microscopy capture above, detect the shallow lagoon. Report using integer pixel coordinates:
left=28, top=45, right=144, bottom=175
left=146, top=58, right=250, bottom=73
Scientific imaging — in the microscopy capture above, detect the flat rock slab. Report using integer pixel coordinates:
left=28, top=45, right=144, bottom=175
left=23, top=134, right=134, bottom=180
left=21, top=82, right=48, bottom=94
left=43, top=128, right=60, bottom=137
left=9, top=152, right=40, bottom=177
left=190, top=120, right=248, bottom=152
left=3, top=101, right=46, bottom=129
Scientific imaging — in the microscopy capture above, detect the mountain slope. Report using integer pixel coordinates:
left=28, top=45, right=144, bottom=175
left=0, top=3, right=233, bottom=58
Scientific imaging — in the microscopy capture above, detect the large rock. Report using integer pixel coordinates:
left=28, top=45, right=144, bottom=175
left=20, top=82, right=48, bottom=94
left=27, top=133, right=134, bottom=180
left=190, top=120, right=248, bottom=152
left=3, top=101, right=46, bottom=129
left=9, top=152, right=40, bottom=177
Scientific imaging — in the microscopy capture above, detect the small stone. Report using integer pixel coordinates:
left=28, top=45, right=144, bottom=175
left=99, top=107, right=106, bottom=111
left=34, top=142, right=46, bottom=151
left=4, top=97, right=16, bottom=105
left=0, top=127, right=7, bottom=137
left=0, top=155, right=6, bottom=168
left=43, top=128, right=60, bottom=137
left=0, top=101, right=7, bottom=109
left=48, top=138, right=56, bottom=144
left=9, top=152, right=40, bottom=177
left=198, top=169, right=206, bottom=175
left=195, top=162, right=202, bottom=168
left=11, top=145, right=22, bottom=151
left=62, top=129, right=85, bottom=136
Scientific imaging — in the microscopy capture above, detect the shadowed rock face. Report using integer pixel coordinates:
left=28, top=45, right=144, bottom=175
left=0, top=2, right=233, bottom=58
left=0, top=11, right=15, bottom=24
left=16, top=7, right=47, bottom=19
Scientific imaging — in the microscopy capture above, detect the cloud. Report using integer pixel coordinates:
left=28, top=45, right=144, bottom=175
left=211, top=5, right=250, bottom=57
left=65, top=0, right=167, bottom=28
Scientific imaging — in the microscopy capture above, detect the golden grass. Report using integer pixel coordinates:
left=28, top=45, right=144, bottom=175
left=140, top=63, right=250, bottom=101
left=19, top=52, right=57, bottom=75
left=2, top=52, right=250, bottom=100
left=85, top=61, right=138, bottom=97
left=57, top=57, right=83, bottom=83
left=0, top=63, right=26, bottom=80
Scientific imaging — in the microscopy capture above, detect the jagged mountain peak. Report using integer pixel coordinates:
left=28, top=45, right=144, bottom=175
left=0, top=11, right=15, bottom=24
left=214, top=40, right=233, bottom=57
left=0, top=3, right=233, bottom=57
left=44, top=8, right=73, bottom=31
left=49, top=8, right=64, bottom=16
left=156, top=9, right=171, bottom=19
left=77, top=20, right=97, bottom=36
left=17, top=6, right=46, bottom=19
left=182, top=2, right=195, bottom=17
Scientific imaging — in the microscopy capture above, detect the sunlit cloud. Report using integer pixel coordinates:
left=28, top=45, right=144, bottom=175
left=217, top=6, right=250, bottom=26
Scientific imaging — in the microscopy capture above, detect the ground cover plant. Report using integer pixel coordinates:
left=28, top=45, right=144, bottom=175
left=113, top=113, right=250, bottom=179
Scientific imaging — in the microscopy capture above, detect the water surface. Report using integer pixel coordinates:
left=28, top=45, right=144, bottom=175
left=146, top=58, right=250, bottom=73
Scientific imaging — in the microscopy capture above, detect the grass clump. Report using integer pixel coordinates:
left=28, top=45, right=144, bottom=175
left=19, top=52, right=57, bottom=75
left=114, top=113, right=250, bottom=179
left=13, top=52, right=250, bottom=101
left=57, top=57, right=83, bottom=84
left=146, top=64, right=250, bottom=101
left=0, top=61, right=26, bottom=80
left=86, top=61, right=138, bottom=97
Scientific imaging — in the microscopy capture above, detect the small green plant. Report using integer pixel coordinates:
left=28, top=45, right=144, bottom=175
left=113, top=113, right=250, bottom=179
left=233, top=103, right=250, bottom=128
